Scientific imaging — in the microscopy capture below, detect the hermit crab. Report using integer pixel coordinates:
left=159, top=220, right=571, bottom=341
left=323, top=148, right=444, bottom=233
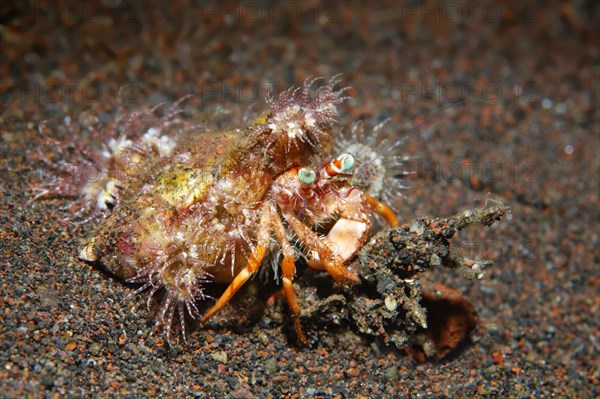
left=38, top=77, right=407, bottom=344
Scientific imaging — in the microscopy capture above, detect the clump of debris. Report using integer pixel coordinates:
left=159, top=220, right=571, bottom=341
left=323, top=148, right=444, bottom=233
left=295, top=202, right=510, bottom=361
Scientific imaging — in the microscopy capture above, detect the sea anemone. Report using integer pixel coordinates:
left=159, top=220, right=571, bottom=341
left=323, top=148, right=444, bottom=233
left=335, top=119, right=411, bottom=212
left=264, top=75, right=348, bottom=153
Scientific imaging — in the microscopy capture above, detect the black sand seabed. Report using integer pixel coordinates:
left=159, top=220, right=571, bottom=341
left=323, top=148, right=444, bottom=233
left=1, top=2, right=598, bottom=398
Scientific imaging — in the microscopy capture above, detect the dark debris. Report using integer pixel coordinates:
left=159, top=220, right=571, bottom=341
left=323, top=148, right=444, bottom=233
left=298, top=203, right=511, bottom=358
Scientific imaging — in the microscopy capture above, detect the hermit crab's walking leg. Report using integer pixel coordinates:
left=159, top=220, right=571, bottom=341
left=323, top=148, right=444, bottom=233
left=283, top=212, right=361, bottom=285
left=201, top=203, right=271, bottom=324
left=364, top=194, right=400, bottom=228
left=270, top=207, right=308, bottom=343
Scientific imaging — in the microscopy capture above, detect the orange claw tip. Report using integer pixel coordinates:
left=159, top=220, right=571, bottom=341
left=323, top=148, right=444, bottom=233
left=295, top=324, right=309, bottom=345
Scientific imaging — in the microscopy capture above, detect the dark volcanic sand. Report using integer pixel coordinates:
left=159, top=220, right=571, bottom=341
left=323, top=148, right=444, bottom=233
left=1, top=2, right=598, bottom=398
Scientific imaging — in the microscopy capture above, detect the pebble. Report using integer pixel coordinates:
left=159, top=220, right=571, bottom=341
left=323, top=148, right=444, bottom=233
left=210, top=351, right=228, bottom=364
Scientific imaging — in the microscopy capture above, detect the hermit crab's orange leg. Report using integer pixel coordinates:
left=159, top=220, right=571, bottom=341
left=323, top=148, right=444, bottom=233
left=201, top=204, right=271, bottom=324
left=283, top=212, right=360, bottom=285
left=270, top=210, right=308, bottom=343
left=364, top=194, right=399, bottom=228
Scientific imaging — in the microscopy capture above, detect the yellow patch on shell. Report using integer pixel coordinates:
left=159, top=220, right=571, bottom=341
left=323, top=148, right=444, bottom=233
left=157, top=166, right=214, bottom=208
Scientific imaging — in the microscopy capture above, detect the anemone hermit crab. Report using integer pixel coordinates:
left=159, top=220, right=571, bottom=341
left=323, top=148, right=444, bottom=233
left=37, top=77, right=409, bottom=344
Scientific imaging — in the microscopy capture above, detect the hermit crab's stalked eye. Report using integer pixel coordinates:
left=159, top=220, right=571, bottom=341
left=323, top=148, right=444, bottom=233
left=298, top=167, right=316, bottom=185
left=337, top=153, right=355, bottom=172
left=324, top=153, right=356, bottom=177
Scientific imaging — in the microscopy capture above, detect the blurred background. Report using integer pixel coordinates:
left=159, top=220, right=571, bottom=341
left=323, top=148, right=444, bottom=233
left=1, top=1, right=598, bottom=397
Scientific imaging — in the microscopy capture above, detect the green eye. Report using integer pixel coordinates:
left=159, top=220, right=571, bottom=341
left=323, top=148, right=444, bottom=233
left=338, top=153, right=355, bottom=172
left=298, top=168, right=316, bottom=185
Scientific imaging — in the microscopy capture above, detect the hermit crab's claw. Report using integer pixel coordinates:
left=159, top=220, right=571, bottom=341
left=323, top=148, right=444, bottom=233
left=309, top=153, right=399, bottom=271
left=303, top=154, right=370, bottom=274
left=322, top=188, right=371, bottom=262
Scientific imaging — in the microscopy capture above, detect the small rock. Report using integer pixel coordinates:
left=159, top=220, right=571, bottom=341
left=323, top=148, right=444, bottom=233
left=41, top=374, right=54, bottom=388
left=64, top=340, right=77, bottom=351
left=210, top=351, right=228, bottom=364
